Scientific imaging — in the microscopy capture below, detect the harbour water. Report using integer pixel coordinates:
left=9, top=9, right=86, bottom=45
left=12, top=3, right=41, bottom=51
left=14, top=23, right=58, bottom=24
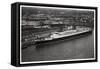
left=22, top=31, right=94, bottom=62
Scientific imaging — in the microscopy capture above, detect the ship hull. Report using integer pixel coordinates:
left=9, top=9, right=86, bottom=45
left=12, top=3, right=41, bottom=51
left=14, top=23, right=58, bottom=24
left=36, top=30, right=92, bottom=45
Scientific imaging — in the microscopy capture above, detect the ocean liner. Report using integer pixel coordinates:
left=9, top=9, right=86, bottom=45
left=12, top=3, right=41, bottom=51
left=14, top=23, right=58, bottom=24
left=22, top=26, right=92, bottom=48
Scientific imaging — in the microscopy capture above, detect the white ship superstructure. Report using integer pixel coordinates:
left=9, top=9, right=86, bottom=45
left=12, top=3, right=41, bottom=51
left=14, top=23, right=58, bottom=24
left=39, top=27, right=92, bottom=41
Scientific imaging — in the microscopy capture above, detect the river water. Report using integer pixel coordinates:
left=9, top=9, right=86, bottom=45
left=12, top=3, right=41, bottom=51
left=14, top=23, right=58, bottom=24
left=22, top=31, right=94, bottom=62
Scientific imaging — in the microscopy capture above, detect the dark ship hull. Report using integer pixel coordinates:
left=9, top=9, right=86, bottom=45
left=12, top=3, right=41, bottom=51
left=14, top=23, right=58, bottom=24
left=35, top=29, right=92, bottom=45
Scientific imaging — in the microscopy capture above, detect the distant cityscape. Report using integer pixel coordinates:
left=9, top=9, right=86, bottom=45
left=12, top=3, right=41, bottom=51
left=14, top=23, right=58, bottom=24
left=22, top=8, right=94, bottom=27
